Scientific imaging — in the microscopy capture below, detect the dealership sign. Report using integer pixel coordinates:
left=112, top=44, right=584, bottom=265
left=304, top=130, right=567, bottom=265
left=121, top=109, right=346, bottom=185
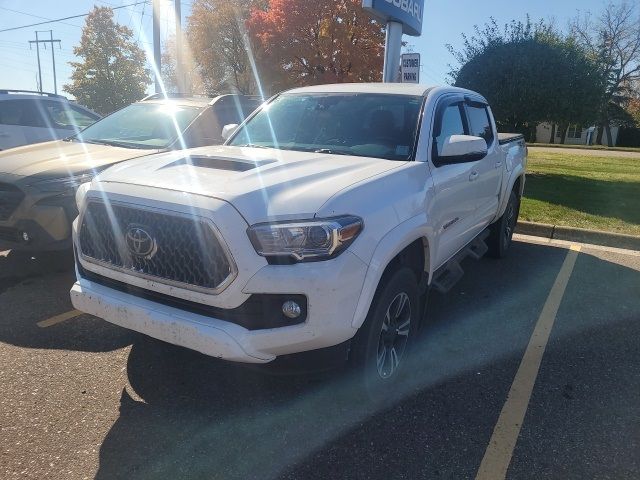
left=362, top=0, right=424, bottom=36
left=401, top=53, right=420, bottom=83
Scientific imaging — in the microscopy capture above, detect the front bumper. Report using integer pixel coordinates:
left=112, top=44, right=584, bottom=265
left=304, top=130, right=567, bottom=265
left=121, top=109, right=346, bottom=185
left=72, top=249, right=369, bottom=363
left=0, top=186, right=75, bottom=251
left=71, top=279, right=274, bottom=363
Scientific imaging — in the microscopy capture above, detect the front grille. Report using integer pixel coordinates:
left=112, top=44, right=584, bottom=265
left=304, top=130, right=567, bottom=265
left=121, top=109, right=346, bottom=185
left=0, top=183, right=24, bottom=221
left=79, top=200, right=234, bottom=291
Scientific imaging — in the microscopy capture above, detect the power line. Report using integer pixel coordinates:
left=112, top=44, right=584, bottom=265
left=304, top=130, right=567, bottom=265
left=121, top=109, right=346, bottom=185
left=0, top=1, right=149, bottom=34
left=0, top=6, right=83, bottom=29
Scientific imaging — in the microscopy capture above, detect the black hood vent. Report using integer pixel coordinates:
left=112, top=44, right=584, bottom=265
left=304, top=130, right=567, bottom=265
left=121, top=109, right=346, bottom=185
left=162, top=155, right=273, bottom=172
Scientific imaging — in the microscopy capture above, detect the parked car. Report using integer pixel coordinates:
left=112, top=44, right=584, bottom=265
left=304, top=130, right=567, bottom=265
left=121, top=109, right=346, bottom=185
left=0, top=93, right=262, bottom=252
left=0, top=90, right=100, bottom=150
left=70, top=83, right=527, bottom=391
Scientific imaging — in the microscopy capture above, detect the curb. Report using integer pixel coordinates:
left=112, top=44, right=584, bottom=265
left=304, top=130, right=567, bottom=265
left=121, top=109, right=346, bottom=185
left=515, top=221, right=640, bottom=251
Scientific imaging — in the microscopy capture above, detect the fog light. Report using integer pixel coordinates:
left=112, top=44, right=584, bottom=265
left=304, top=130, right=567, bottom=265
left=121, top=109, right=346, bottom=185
left=282, top=300, right=301, bottom=319
left=21, top=231, right=30, bottom=242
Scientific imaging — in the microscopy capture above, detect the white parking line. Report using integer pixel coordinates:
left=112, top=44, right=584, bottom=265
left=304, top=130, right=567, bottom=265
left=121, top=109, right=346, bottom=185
left=475, top=245, right=581, bottom=480
left=37, top=309, right=83, bottom=328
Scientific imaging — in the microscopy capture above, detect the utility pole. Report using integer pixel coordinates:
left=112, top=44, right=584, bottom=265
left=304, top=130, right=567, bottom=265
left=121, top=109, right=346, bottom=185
left=152, top=0, right=161, bottom=94
left=29, top=30, right=61, bottom=94
left=29, top=31, right=43, bottom=93
left=49, top=31, right=59, bottom=94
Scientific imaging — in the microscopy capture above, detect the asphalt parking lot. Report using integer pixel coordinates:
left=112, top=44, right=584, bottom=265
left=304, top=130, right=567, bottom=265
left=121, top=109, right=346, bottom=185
left=1, top=236, right=639, bottom=480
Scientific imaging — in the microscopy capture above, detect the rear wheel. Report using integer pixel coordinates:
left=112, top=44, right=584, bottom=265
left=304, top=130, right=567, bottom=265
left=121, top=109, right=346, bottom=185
left=351, top=267, right=419, bottom=396
left=487, top=190, right=520, bottom=258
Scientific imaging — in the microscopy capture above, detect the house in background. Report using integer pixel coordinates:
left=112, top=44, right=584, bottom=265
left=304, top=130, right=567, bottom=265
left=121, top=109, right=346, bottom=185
left=536, top=122, right=620, bottom=146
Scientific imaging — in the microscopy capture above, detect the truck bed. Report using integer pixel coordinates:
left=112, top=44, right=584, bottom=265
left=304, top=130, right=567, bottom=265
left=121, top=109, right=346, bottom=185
left=498, top=133, right=525, bottom=145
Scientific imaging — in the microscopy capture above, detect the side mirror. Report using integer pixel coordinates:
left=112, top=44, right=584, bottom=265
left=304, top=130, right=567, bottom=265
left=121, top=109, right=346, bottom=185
left=438, top=135, right=487, bottom=163
left=221, top=123, right=239, bottom=141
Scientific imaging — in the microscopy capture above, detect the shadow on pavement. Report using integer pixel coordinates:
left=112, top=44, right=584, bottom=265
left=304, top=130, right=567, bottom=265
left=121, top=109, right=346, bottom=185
left=0, top=249, right=74, bottom=295
left=97, top=241, right=623, bottom=479
left=0, top=249, right=133, bottom=352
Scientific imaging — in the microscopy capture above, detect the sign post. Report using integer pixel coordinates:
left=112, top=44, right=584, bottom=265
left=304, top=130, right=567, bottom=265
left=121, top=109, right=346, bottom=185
left=401, top=53, right=420, bottom=83
left=362, top=0, right=425, bottom=83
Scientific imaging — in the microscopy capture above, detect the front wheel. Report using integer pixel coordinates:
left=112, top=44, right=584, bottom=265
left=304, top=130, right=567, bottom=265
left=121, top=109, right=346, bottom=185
left=351, top=267, right=419, bottom=396
left=487, top=190, right=520, bottom=258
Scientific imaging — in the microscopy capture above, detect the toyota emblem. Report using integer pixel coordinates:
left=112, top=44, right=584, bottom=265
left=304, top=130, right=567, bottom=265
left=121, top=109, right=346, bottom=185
left=125, top=225, right=157, bottom=259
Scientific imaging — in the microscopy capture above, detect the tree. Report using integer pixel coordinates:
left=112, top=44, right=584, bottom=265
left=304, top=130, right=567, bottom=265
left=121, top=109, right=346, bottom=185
left=247, top=0, right=385, bottom=90
left=161, top=36, right=205, bottom=94
left=449, top=18, right=603, bottom=142
left=64, top=7, right=150, bottom=115
left=186, top=0, right=261, bottom=95
left=570, top=1, right=640, bottom=145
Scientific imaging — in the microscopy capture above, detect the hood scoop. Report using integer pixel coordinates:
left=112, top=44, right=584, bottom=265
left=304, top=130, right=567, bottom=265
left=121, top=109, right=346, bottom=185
left=161, top=155, right=273, bottom=172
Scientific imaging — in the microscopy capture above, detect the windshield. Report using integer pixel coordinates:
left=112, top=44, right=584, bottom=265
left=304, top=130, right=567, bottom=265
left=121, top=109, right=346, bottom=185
left=228, top=93, right=424, bottom=161
left=74, top=102, right=202, bottom=149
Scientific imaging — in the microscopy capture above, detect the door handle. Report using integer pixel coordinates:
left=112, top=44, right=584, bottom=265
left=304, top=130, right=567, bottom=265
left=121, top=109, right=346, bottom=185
left=495, top=161, right=503, bottom=168
left=469, top=171, right=479, bottom=181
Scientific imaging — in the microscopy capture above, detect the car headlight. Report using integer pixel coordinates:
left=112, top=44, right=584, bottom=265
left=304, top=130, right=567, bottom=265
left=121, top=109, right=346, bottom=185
left=247, top=216, right=363, bottom=262
left=32, top=172, right=97, bottom=193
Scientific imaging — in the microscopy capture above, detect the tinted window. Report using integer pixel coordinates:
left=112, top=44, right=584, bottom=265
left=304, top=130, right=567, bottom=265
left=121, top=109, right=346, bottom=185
left=466, top=105, right=493, bottom=144
left=229, top=93, right=423, bottom=161
left=42, top=101, right=98, bottom=130
left=435, top=103, right=465, bottom=154
left=0, top=99, right=44, bottom=127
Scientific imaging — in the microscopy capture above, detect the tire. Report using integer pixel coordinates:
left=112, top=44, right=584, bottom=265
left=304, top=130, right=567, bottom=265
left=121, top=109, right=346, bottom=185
left=351, top=267, right=420, bottom=396
left=487, top=190, right=520, bottom=258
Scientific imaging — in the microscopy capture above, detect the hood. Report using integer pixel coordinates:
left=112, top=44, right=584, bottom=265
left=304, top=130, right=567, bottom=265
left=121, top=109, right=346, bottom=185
left=97, top=145, right=405, bottom=224
left=0, top=140, right=160, bottom=179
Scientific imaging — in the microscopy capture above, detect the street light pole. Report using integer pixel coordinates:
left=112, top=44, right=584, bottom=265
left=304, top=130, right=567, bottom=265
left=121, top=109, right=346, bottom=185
left=174, top=0, right=184, bottom=93
left=152, top=0, right=161, bottom=94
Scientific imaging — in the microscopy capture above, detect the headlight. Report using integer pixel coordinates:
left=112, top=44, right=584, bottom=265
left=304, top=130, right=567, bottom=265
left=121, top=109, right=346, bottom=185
left=31, top=172, right=97, bottom=193
left=247, top=216, right=363, bottom=262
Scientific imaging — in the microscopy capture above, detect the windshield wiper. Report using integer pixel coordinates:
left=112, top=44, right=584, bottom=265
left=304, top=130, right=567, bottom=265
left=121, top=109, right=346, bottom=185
left=80, top=139, right=151, bottom=149
left=314, top=148, right=352, bottom=156
left=236, top=143, right=271, bottom=149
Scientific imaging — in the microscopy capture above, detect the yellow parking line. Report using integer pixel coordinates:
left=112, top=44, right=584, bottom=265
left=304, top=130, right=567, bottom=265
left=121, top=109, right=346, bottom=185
left=475, top=245, right=581, bottom=480
left=37, top=309, right=83, bottom=328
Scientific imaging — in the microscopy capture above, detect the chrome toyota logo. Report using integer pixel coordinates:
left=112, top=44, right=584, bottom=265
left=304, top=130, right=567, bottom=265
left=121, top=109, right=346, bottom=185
left=125, top=225, right=157, bottom=259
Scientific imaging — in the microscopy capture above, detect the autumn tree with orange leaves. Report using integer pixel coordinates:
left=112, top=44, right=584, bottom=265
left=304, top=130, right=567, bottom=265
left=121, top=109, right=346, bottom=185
left=247, top=0, right=385, bottom=91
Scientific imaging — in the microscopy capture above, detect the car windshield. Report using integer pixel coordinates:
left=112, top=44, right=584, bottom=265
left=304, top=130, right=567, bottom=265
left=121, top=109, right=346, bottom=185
left=228, top=93, right=424, bottom=161
left=74, top=102, right=202, bottom=149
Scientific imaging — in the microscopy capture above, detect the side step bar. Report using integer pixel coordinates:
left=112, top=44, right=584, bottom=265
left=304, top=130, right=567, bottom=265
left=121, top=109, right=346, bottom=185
left=431, top=229, right=489, bottom=294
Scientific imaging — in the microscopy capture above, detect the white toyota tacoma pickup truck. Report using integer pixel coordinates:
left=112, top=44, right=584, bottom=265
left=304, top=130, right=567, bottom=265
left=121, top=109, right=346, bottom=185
left=70, top=83, right=526, bottom=389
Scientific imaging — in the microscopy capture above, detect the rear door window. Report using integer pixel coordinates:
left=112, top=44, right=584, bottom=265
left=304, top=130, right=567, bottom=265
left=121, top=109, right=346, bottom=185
left=466, top=104, right=494, bottom=145
left=0, top=99, right=44, bottom=127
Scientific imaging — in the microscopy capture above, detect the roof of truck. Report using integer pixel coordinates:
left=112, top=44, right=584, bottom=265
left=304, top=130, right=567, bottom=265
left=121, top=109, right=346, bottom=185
left=285, top=83, right=437, bottom=96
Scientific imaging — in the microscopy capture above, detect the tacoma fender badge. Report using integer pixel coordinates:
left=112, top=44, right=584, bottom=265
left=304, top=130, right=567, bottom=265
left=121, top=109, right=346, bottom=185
left=442, top=217, right=459, bottom=230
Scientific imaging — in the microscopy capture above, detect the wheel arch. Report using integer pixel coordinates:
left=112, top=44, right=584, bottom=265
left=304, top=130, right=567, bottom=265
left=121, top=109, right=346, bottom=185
left=351, top=217, right=434, bottom=329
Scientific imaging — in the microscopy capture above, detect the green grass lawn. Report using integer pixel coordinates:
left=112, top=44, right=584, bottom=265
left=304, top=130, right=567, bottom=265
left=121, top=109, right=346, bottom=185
left=529, top=143, right=640, bottom=153
left=520, top=150, right=640, bottom=236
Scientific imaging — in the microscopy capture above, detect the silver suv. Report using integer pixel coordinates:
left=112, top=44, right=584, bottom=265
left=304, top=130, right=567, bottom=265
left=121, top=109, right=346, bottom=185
left=0, top=90, right=100, bottom=150
left=0, top=93, right=262, bottom=253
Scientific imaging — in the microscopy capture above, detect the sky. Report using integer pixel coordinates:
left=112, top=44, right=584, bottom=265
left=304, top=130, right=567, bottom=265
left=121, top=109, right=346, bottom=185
left=0, top=0, right=611, bottom=98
